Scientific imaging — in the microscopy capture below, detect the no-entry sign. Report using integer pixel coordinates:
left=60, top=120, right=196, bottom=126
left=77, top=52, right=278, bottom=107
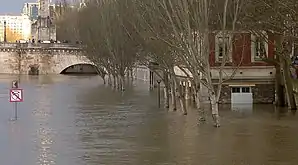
left=10, top=89, right=23, bottom=102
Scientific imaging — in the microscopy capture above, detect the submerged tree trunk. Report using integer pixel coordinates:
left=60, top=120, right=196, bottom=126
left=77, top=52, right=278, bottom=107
left=210, top=93, right=220, bottom=127
left=113, top=75, right=117, bottom=89
left=130, top=68, right=134, bottom=81
left=174, top=78, right=187, bottom=115
left=193, top=82, right=205, bottom=121
left=121, top=75, right=125, bottom=91
left=108, top=74, right=112, bottom=86
left=101, top=75, right=106, bottom=84
left=163, top=73, right=170, bottom=109
left=281, top=58, right=296, bottom=109
left=117, top=75, right=121, bottom=90
left=170, top=79, right=177, bottom=111
left=276, top=36, right=296, bottom=109
left=185, top=81, right=191, bottom=106
left=275, top=56, right=286, bottom=106
left=164, top=86, right=170, bottom=109
left=126, top=70, right=130, bottom=79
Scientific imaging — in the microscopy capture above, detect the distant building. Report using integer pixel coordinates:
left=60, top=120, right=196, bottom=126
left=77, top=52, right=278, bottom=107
left=0, top=15, right=31, bottom=42
left=31, top=0, right=56, bottom=41
left=22, top=3, right=39, bottom=21
left=21, top=1, right=57, bottom=22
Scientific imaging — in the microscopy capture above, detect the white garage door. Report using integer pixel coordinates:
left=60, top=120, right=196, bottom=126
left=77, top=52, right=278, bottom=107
left=231, top=87, right=253, bottom=104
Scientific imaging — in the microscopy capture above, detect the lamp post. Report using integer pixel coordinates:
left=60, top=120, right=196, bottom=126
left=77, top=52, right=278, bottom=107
left=3, top=21, right=7, bottom=42
left=157, top=79, right=161, bottom=108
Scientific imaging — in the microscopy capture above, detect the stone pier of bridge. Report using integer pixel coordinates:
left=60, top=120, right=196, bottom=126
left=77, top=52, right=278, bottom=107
left=0, top=43, right=96, bottom=74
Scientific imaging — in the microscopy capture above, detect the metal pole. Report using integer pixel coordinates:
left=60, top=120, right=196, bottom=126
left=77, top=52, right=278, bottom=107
left=14, top=102, right=18, bottom=120
left=157, top=80, right=161, bottom=108
left=149, top=71, right=151, bottom=89
left=11, top=80, right=19, bottom=121
left=4, top=21, right=7, bottom=43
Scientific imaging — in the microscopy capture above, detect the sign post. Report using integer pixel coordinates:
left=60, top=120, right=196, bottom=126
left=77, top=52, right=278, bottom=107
left=10, top=80, right=23, bottom=120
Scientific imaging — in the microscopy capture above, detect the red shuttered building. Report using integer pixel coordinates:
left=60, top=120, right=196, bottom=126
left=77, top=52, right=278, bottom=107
left=206, top=31, right=275, bottom=104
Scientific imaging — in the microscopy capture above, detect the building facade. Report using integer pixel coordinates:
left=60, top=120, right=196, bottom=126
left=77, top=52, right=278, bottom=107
left=22, top=3, right=39, bottom=21
left=208, top=31, right=276, bottom=104
left=22, top=1, right=56, bottom=22
left=0, top=15, right=31, bottom=42
left=31, top=0, right=56, bottom=41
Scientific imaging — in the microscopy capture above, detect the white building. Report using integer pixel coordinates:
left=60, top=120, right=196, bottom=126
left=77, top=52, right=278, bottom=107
left=0, top=15, right=31, bottom=42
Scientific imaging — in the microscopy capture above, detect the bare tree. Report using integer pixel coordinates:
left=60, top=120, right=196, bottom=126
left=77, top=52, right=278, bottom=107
left=56, top=0, right=298, bottom=127
left=133, top=0, right=245, bottom=126
left=74, top=0, right=140, bottom=90
left=239, top=0, right=298, bottom=109
left=55, top=0, right=80, bottom=42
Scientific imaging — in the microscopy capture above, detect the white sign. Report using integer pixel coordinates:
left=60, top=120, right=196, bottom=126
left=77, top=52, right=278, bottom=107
left=10, top=89, right=23, bottom=102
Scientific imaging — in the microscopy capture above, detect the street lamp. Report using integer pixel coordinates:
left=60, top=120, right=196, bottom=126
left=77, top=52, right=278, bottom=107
left=157, top=79, right=161, bottom=108
left=3, top=21, right=7, bottom=43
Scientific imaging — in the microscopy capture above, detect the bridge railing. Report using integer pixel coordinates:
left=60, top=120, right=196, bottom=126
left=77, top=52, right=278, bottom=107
left=0, top=42, right=83, bottom=49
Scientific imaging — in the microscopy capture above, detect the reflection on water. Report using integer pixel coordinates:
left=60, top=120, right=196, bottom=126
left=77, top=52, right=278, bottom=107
left=0, top=75, right=298, bottom=165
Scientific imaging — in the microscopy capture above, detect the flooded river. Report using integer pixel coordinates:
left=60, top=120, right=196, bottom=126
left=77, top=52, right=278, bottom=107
left=0, top=75, right=298, bottom=165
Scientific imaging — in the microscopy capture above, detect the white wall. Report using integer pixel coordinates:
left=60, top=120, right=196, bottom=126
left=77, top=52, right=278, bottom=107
left=133, top=66, right=150, bottom=81
left=210, top=66, right=275, bottom=80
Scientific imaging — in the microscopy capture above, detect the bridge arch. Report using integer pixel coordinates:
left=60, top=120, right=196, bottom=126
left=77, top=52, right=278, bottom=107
left=54, top=54, right=99, bottom=74
left=60, top=63, right=99, bottom=74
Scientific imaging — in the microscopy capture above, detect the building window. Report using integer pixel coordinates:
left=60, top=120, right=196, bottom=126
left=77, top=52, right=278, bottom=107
left=232, top=87, right=241, bottom=93
left=255, top=37, right=266, bottom=58
left=251, top=32, right=268, bottom=62
left=232, top=86, right=251, bottom=93
left=242, top=87, right=250, bottom=93
left=215, top=32, right=232, bottom=63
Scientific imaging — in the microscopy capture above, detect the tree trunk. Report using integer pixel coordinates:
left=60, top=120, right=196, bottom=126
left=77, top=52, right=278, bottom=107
left=281, top=59, right=296, bottom=109
left=108, top=74, right=112, bottom=86
left=275, top=35, right=296, bottom=109
left=275, top=57, right=286, bottom=106
left=163, top=71, right=170, bottom=108
left=275, top=36, right=286, bottom=106
left=130, top=68, right=134, bottom=81
left=185, top=81, right=191, bottom=106
left=164, top=86, right=170, bottom=109
left=210, top=93, right=220, bottom=127
left=113, top=75, right=117, bottom=89
left=170, top=79, right=177, bottom=111
left=121, top=75, right=125, bottom=91
left=101, top=75, right=106, bottom=84
left=193, top=83, right=205, bottom=121
left=126, top=70, right=130, bottom=79
left=174, top=79, right=187, bottom=115
left=117, top=75, right=121, bottom=90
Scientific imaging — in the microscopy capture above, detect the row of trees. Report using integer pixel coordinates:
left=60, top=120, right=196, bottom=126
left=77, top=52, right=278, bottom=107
left=56, top=0, right=298, bottom=127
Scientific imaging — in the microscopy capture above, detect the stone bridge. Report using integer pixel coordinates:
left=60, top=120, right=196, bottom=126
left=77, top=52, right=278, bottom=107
left=0, top=43, right=96, bottom=74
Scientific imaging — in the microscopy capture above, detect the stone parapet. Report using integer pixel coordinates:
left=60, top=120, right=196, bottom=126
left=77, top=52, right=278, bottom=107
left=0, top=43, right=83, bottom=50
left=0, top=43, right=83, bottom=54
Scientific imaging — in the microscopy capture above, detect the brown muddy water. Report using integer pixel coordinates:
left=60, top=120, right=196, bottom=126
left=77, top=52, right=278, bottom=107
left=0, top=75, right=297, bottom=165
